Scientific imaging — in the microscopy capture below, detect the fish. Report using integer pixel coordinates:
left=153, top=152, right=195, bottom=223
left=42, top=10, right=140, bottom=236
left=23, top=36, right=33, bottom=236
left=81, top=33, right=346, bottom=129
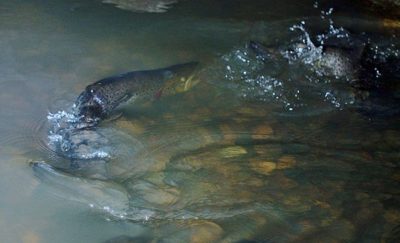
left=249, top=40, right=362, bottom=80
left=31, top=161, right=130, bottom=218
left=102, top=0, right=178, bottom=13
left=74, top=62, right=198, bottom=124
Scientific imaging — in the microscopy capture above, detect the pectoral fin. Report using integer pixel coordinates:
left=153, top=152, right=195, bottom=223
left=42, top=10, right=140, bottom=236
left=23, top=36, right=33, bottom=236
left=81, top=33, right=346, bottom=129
left=104, top=112, right=123, bottom=123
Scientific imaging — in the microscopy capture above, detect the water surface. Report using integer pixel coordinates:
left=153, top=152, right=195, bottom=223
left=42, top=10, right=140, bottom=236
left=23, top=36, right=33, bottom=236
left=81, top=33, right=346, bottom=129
left=0, top=0, right=399, bottom=242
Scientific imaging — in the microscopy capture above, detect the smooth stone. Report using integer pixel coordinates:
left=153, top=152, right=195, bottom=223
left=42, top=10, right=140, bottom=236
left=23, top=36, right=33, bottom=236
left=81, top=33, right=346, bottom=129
left=159, top=220, right=223, bottom=243
left=384, top=210, right=400, bottom=224
left=276, top=155, right=296, bottom=169
left=115, top=119, right=145, bottom=136
left=250, top=160, right=277, bottom=175
left=189, top=221, right=224, bottom=243
left=219, top=124, right=238, bottom=144
left=196, top=127, right=221, bottom=146
left=253, top=145, right=282, bottom=156
left=271, top=173, right=298, bottom=189
left=127, top=180, right=180, bottom=207
left=383, top=18, right=400, bottom=28
left=218, top=146, right=247, bottom=158
left=282, top=196, right=311, bottom=213
left=220, top=214, right=267, bottom=243
left=292, top=219, right=355, bottom=242
left=251, top=124, right=273, bottom=140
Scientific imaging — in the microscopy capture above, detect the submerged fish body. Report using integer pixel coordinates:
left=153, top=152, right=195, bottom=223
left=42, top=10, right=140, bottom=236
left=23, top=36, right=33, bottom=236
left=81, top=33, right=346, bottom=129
left=249, top=35, right=400, bottom=91
left=249, top=40, right=361, bottom=80
left=75, top=62, right=198, bottom=124
left=31, top=161, right=130, bottom=218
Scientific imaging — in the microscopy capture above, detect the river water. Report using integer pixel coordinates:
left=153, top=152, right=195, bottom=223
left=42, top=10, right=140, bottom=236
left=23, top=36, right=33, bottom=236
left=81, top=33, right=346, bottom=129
left=0, top=0, right=399, bottom=242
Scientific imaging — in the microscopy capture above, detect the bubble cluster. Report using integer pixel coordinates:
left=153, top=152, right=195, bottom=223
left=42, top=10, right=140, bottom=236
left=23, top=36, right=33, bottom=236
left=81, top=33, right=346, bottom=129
left=47, top=109, right=111, bottom=162
left=216, top=14, right=376, bottom=112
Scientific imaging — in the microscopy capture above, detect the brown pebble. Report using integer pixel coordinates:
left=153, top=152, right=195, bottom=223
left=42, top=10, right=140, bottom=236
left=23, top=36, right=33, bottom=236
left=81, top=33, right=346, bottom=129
left=276, top=155, right=296, bottom=169
left=273, top=174, right=298, bottom=189
left=246, top=178, right=265, bottom=187
left=196, top=127, right=219, bottom=145
left=215, top=164, right=242, bottom=178
left=251, top=124, right=273, bottom=140
left=163, top=113, right=175, bottom=120
left=189, top=221, right=224, bottom=243
left=314, top=200, right=331, bottom=209
left=218, top=146, right=247, bottom=158
left=219, top=124, right=237, bottom=144
left=115, top=119, right=145, bottom=136
left=383, top=19, right=400, bottom=28
left=384, top=210, right=400, bottom=224
left=250, top=160, right=277, bottom=175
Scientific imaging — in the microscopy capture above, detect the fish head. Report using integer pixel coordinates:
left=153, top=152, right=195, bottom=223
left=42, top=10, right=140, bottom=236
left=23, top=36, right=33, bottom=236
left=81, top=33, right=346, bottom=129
left=74, top=85, right=105, bottom=124
left=162, top=62, right=201, bottom=94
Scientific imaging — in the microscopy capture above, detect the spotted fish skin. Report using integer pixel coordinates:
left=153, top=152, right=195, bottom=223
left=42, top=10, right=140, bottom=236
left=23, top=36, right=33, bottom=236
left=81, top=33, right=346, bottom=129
left=75, top=62, right=198, bottom=124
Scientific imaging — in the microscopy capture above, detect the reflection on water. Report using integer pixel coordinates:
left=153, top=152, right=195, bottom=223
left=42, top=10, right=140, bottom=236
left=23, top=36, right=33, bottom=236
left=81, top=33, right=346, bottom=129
left=0, top=0, right=400, bottom=242
left=102, top=0, right=178, bottom=13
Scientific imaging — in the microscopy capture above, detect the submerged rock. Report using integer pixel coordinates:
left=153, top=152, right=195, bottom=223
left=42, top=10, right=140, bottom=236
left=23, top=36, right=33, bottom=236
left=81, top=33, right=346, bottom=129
left=276, top=155, right=296, bottom=169
left=250, top=160, right=277, bottom=175
left=188, top=221, right=224, bottom=243
left=217, top=146, right=247, bottom=158
left=115, top=119, right=145, bottom=136
left=159, top=220, right=224, bottom=243
left=251, top=124, right=273, bottom=140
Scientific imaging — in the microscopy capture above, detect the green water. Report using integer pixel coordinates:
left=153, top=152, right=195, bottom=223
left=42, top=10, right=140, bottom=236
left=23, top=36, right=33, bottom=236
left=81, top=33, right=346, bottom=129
left=0, top=0, right=399, bottom=242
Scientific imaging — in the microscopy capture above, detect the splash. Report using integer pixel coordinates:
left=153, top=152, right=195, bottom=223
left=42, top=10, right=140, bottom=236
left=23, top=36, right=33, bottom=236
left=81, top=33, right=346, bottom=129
left=213, top=7, right=372, bottom=113
left=285, top=21, right=323, bottom=65
left=46, top=108, right=112, bottom=162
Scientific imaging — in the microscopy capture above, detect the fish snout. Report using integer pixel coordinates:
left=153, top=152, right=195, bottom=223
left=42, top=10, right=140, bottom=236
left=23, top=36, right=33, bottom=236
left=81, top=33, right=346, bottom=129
left=77, top=104, right=103, bottom=124
left=74, top=90, right=105, bottom=124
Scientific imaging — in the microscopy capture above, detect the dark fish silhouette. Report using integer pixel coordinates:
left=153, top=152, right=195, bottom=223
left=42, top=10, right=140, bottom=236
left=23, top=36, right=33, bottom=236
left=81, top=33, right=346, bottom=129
left=74, top=62, right=198, bottom=124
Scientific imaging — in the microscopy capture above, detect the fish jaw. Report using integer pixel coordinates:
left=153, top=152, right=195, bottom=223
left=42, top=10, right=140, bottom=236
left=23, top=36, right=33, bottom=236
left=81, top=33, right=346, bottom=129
left=74, top=85, right=110, bottom=125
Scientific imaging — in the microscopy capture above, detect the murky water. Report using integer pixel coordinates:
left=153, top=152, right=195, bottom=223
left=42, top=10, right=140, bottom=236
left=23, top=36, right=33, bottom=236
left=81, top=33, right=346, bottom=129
left=1, top=0, right=400, bottom=242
